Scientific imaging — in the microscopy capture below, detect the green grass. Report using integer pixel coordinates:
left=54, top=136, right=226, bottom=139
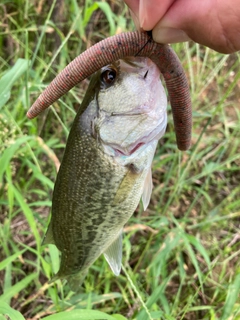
left=0, top=1, right=240, bottom=319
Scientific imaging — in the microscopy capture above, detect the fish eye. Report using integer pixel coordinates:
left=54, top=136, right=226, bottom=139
left=101, top=67, right=117, bottom=87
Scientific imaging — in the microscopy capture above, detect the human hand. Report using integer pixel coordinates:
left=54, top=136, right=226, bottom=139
left=125, top=0, right=240, bottom=53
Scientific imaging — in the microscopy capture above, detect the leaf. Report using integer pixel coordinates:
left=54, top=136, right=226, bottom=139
left=0, top=59, right=29, bottom=109
left=0, top=273, right=38, bottom=303
left=185, top=234, right=211, bottom=268
left=0, top=250, right=26, bottom=271
left=26, top=160, right=54, bottom=190
left=137, top=273, right=173, bottom=320
left=12, top=186, right=41, bottom=247
left=0, top=136, right=32, bottom=183
left=43, top=310, right=118, bottom=320
left=182, top=236, right=204, bottom=290
left=83, top=2, right=115, bottom=36
left=66, top=292, right=122, bottom=308
left=83, top=2, right=98, bottom=27
left=0, top=302, right=25, bottom=320
left=112, top=315, right=128, bottom=320
left=49, top=244, right=60, bottom=274
left=96, top=2, right=116, bottom=35
left=221, top=273, right=240, bottom=320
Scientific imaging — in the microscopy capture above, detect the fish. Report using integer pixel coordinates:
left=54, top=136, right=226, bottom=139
left=42, top=56, right=167, bottom=291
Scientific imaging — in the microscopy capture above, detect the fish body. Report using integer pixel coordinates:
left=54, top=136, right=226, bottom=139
left=43, top=57, right=167, bottom=291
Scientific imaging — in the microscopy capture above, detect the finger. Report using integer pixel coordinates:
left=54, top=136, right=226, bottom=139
left=152, top=0, right=240, bottom=53
left=124, top=0, right=176, bottom=31
left=139, top=0, right=176, bottom=30
left=124, top=0, right=139, bottom=13
left=124, top=0, right=141, bottom=29
left=152, top=27, right=190, bottom=44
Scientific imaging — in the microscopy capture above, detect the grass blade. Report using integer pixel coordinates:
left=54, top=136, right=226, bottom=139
left=0, top=273, right=38, bottom=303
left=0, top=302, right=25, bottom=320
left=221, top=273, right=240, bottom=320
left=0, top=250, right=26, bottom=271
left=0, top=136, right=32, bottom=183
left=43, top=309, right=118, bottom=320
left=0, top=59, right=29, bottom=110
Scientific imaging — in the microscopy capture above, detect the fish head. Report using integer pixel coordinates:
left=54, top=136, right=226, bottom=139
left=91, top=57, right=167, bottom=158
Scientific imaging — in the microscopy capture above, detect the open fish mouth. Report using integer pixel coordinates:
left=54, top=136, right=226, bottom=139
left=104, top=120, right=167, bottom=157
left=113, top=142, right=145, bottom=156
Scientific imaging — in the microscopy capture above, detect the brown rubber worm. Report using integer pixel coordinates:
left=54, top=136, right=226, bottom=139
left=27, top=31, right=192, bottom=150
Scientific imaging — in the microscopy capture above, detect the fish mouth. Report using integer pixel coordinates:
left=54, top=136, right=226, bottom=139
left=113, top=142, right=145, bottom=156
left=109, top=124, right=166, bottom=157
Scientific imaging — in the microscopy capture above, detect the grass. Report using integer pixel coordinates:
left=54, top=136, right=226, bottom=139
left=0, top=0, right=240, bottom=319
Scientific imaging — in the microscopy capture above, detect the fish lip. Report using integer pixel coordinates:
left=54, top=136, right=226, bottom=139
left=110, top=122, right=166, bottom=157
left=113, top=142, right=144, bottom=156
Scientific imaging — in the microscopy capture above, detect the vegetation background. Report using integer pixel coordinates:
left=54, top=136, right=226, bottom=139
left=0, top=0, right=240, bottom=319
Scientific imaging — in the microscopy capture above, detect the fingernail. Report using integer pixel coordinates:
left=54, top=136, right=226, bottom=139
left=153, top=27, right=190, bottom=44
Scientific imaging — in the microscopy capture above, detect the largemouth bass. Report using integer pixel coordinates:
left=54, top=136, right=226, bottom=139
left=43, top=57, right=167, bottom=291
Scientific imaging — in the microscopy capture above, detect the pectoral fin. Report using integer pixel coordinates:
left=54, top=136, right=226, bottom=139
left=103, top=231, right=122, bottom=276
left=113, top=166, right=142, bottom=205
left=141, top=167, right=153, bottom=211
left=42, top=220, right=55, bottom=245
